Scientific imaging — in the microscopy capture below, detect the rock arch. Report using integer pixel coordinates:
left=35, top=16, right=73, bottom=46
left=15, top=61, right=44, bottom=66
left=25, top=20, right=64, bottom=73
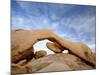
left=11, top=29, right=96, bottom=67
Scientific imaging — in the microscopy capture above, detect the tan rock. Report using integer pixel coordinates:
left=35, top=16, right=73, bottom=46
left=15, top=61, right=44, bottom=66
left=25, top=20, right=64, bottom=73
left=11, top=29, right=96, bottom=67
left=49, top=36, right=96, bottom=66
left=17, top=59, right=27, bottom=66
left=11, top=29, right=55, bottom=63
left=46, top=42, right=63, bottom=53
left=35, top=50, right=47, bottom=59
left=11, top=47, right=34, bottom=63
left=37, top=62, right=72, bottom=72
left=11, top=63, right=27, bottom=74
left=24, top=53, right=93, bottom=73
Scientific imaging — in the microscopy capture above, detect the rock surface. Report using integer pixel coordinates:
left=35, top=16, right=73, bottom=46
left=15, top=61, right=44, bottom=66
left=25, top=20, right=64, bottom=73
left=11, top=29, right=96, bottom=74
left=34, top=50, right=47, bottom=59
left=11, top=63, right=27, bottom=74
left=37, top=62, right=72, bottom=72
left=12, top=53, right=93, bottom=74
left=47, top=42, right=63, bottom=53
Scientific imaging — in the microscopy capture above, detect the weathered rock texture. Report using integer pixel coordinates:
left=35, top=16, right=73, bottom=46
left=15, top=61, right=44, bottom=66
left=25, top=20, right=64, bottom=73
left=12, top=53, right=93, bottom=74
left=11, top=29, right=96, bottom=74
left=34, top=50, right=47, bottom=59
left=46, top=42, right=64, bottom=53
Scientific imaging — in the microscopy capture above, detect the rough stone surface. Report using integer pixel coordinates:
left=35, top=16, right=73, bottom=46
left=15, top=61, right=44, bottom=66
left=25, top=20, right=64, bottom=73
left=37, top=62, right=72, bottom=72
left=11, top=63, right=27, bottom=74
left=46, top=42, right=63, bottom=53
left=11, top=53, right=93, bottom=74
left=11, top=29, right=96, bottom=74
left=35, top=50, right=47, bottom=59
left=11, top=29, right=95, bottom=65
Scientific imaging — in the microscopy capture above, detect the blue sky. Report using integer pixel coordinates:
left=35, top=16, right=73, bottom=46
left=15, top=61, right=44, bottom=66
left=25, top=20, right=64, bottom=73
left=11, top=1, right=96, bottom=52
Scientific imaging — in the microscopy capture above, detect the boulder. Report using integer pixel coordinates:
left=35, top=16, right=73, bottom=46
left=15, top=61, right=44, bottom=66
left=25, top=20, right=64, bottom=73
left=46, top=42, right=63, bottom=53
left=34, top=50, right=47, bottom=59
left=11, top=53, right=94, bottom=74
left=25, top=53, right=93, bottom=73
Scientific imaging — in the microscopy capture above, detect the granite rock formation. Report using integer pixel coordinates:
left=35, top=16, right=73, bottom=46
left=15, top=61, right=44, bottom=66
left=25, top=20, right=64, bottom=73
left=11, top=29, right=96, bottom=74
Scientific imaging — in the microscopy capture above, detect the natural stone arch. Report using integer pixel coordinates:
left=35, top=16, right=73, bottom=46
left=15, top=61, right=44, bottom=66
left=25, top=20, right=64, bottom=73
left=11, top=29, right=96, bottom=67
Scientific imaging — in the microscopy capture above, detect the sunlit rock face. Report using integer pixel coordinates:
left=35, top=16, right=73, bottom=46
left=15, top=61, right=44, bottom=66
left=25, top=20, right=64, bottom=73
left=11, top=29, right=96, bottom=74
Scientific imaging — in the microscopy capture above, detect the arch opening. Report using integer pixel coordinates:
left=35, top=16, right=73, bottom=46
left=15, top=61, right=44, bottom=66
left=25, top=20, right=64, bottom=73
left=33, top=39, right=55, bottom=55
